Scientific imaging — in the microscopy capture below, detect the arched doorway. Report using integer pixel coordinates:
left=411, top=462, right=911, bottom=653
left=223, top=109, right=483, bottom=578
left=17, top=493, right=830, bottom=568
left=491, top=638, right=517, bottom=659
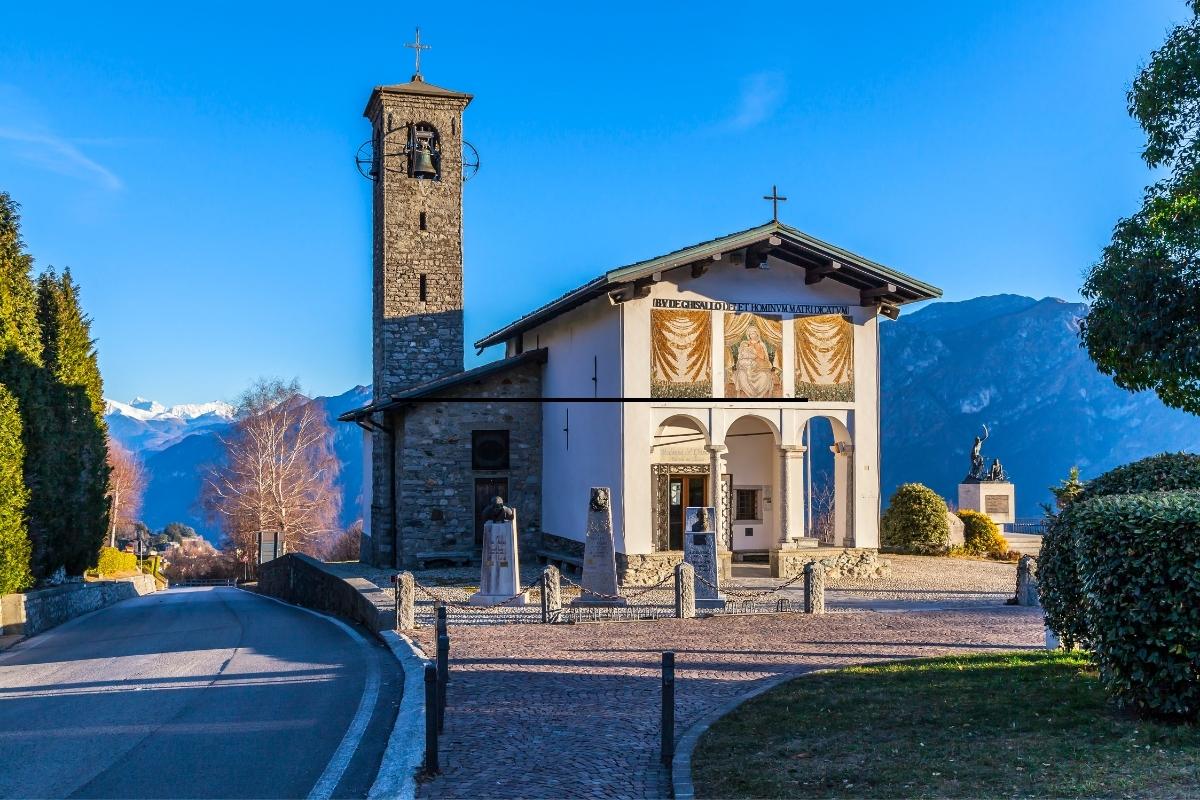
left=724, top=414, right=780, bottom=555
left=650, top=415, right=710, bottom=551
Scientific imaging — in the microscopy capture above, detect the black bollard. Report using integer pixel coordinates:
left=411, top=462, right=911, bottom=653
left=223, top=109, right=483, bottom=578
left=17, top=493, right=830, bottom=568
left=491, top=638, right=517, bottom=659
left=540, top=572, right=549, bottom=623
left=436, top=633, right=449, bottom=733
left=661, top=651, right=675, bottom=766
left=436, top=603, right=447, bottom=637
left=423, top=663, right=439, bottom=774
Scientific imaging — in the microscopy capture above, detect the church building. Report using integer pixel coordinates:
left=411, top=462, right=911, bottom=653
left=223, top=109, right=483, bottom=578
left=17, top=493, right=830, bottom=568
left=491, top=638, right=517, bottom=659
left=341, top=61, right=942, bottom=580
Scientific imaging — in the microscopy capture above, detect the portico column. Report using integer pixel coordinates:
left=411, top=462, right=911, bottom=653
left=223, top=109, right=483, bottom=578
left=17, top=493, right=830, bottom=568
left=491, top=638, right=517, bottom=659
left=706, top=444, right=728, bottom=549
left=830, top=443, right=854, bottom=547
left=778, top=445, right=806, bottom=547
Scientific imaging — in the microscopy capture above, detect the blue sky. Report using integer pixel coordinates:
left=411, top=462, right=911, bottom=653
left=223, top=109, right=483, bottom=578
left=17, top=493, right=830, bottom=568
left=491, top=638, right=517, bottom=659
left=0, top=1, right=1187, bottom=405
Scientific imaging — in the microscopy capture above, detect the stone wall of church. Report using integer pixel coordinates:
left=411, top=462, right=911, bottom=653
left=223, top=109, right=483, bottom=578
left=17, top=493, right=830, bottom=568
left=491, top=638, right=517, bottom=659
left=392, top=363, right=543, bottom=568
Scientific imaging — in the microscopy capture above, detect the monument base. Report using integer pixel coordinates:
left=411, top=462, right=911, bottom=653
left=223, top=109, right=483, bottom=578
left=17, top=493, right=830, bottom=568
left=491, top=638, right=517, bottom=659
left=695, top=597, right=727, bottom=609
left=958, top=480, right=1016, bottom=526
left=777, top=537, right=821, bottom=551
left=468, top=591, right=529, bottom=607
left=570, top=593, right=628, bottom=607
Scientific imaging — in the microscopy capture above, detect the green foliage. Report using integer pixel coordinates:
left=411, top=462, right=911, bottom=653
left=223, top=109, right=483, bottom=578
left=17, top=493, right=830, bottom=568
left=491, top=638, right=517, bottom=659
left=1050, top=466, right=1086, bottom=511
left=160, top=522, right=197, bottom=542
left=1081, top=4, right=1200, bottom=413
left=1073, top=491, right=1200, bottom=719
left=0, top=194, right=42, bottom=368
left=28, top=270, right=109, bottom=576
left=956, top=509, right=1009, bottom=558
left=95, top=546, right=137, bottom=576
left=1081, top=453, right=1200, bottom=500
left=0, top=383, right=32, bottom=594
left=1040, top=453, right=1200, bottom=648
left=880, top=483, right=950, bottom=555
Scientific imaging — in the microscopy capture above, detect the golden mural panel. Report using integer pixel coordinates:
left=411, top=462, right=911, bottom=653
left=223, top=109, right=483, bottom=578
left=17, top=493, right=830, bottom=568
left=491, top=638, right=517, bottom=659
left=650, top=308, right=713, bottom=398
left=724, top=313, right=783, bottom=398
left=794, top=314, right=855, bottom=401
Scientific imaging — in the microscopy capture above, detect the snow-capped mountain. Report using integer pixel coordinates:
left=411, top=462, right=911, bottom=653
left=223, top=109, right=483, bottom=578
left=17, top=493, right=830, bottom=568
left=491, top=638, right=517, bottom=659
left=105, top=397, right=235, bottom=453
left=107, top=386, right=371, bottom=537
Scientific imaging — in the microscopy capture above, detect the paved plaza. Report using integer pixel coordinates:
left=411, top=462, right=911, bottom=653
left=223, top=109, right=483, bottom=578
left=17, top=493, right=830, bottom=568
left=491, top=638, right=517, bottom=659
left=410, top=604, right=1043, bottom=800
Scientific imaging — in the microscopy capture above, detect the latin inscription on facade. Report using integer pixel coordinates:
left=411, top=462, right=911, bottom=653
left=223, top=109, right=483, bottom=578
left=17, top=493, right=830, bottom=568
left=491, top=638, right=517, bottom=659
left=653, top=299, right=849, bottom=315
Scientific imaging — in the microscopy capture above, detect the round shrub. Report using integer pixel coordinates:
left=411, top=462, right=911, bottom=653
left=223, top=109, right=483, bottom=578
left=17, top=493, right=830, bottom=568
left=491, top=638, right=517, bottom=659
left=1080, top=453, right=1200, bottom=500
left=1040, top=453, right=1200, bottom=648
left=1074, top=491, right=1200, bottom=719
left=956, top=509, right=1009, bottom=557
left=881, top=483, right=950, bottom=554
left=96, top=546, right=137, bottom=576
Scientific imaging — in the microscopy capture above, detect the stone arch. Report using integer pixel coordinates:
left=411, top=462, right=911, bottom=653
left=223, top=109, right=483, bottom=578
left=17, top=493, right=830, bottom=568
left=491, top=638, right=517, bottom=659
left=650, top=413, right=713, bottom=552
left=722, top=411, right=782, bottom=444
left=798, top=413, right=854, bottom=547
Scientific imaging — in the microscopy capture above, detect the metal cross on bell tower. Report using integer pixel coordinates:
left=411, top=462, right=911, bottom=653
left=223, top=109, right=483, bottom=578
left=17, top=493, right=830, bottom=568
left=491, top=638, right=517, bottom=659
left=405, top=27, right=431, bottom=79
left=763, top=185, right=787, bottom=222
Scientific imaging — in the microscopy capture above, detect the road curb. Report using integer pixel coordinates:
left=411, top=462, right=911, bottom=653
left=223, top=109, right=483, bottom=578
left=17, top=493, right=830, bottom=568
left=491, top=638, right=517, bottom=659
left=370, top=631, right=430, bottom=800
left=671, top=668, right=831, bottom=800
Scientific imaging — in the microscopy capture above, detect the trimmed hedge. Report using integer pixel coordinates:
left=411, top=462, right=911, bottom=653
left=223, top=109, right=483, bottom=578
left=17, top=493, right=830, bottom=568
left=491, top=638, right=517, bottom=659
left=881, top=483, right=950, bottom=554
left=957, top=509, right=1009, bottom=557
left=96, top=546, right=136, bottom=576
left=1074, top=491, right=1200, bottom=719
left=1041, top=453, right=1200, bottom=648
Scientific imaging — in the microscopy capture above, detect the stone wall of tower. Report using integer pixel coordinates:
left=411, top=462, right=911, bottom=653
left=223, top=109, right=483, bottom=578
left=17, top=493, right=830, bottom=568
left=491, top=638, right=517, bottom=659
left=368, top=90, right=470, bottom=401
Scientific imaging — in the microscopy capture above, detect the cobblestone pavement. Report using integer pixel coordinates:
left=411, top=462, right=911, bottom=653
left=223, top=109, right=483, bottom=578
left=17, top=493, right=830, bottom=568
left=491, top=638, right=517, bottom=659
left=410, top=606, right=1044, bottom=800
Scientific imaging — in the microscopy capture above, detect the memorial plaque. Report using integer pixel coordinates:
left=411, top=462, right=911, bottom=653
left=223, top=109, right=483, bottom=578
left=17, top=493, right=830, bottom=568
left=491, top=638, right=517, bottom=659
left=985, top=494, right=1010, bottom=515
left=572, top=487, right=627, bottom=607
left=683, top=508, right=725, bottom=609
left=469, top=514, right=527, bottom=606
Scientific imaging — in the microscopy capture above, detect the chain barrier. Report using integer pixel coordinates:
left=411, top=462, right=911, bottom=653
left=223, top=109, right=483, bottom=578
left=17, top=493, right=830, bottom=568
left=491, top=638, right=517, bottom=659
left=413, top=577, right=542, bottom=612
left=693, top=569, right=808, bottom=600
left=557, top=569, right=675, bottom=602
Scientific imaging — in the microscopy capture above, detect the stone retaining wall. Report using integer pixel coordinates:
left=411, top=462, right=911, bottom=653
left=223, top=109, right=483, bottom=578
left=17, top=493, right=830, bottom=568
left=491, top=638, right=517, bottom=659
left=257, top=553, right=394, bottom=632
left=1, top=574, right=158, bottom=637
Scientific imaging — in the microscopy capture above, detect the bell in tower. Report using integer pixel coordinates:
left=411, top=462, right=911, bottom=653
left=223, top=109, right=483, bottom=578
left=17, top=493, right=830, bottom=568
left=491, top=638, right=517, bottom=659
left=409, top=125, right=440, bottom=180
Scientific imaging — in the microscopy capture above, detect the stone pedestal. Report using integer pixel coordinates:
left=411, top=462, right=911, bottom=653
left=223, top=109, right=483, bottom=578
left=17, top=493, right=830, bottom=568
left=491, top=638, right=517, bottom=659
left=958, top=480, right=1016, bottom=526
left=572, top=487, right=627, bottom=607
left=469, top=517, right=527, bottom=606
left=684, top=530, right=726, bottom=610
left=674, top=562, right=696, bottom=619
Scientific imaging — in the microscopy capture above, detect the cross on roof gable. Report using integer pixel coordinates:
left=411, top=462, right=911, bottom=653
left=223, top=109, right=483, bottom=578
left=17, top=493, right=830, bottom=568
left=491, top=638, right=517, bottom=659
left=473, top=220, right=942, bottom=351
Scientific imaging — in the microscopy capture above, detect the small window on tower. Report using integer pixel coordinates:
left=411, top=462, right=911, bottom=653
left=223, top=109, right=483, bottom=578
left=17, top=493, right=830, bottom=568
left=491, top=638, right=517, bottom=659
left=419, top=274, right=428, bottom=301
left=419, top=211, right=427, bottom=231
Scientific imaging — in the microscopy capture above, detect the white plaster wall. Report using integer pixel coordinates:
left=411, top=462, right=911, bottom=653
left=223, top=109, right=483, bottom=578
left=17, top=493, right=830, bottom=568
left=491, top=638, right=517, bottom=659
left=725, top=416, right=777, bottom=551
left=522, top=297, right=623, bottom=548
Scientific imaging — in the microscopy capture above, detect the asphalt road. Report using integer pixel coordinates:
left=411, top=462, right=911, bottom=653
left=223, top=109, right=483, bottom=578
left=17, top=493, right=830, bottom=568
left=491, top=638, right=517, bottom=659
left=0, top=587, right=402, bottom=799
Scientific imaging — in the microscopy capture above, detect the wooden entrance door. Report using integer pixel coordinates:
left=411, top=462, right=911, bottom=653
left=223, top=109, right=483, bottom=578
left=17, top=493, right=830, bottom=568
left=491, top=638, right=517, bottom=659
left=668, top=474, right=708, bottom=550
left=474, top=477, right=509, bottom=548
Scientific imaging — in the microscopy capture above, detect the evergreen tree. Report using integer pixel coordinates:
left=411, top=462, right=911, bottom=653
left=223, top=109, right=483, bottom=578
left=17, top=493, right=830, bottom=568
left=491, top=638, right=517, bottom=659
left=34, top=269, right=109, bottom=574
left=0, top=193, right=46, bottom=580
left=0, top=382, right=32, bottom=594
left=0, top=194, right=42, bottom=367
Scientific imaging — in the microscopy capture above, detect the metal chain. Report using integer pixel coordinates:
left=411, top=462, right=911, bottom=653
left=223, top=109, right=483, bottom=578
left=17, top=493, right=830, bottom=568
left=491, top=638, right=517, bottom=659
left=556, top=569, right=674, bottom=601
left=413, top=577, right=542, bottom=612
left=694, top=569, right=808, bottom=600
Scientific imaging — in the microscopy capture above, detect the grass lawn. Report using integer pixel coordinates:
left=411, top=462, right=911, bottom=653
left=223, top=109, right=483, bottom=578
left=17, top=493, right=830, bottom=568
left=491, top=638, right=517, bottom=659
left=692, top=652, right=1200, bottom=799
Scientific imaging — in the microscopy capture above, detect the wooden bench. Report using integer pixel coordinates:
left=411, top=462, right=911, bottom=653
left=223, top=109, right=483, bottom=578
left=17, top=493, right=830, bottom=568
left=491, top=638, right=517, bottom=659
left=414, top=551, right=474, bottom=570
left=536, top=548, right=584, bottom=576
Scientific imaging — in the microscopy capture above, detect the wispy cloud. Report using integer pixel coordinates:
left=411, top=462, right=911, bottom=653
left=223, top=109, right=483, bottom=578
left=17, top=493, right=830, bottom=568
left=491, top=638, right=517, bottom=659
left=724, top=71, right=788, bottom=131
left=0, top=127, right=123, bottom=190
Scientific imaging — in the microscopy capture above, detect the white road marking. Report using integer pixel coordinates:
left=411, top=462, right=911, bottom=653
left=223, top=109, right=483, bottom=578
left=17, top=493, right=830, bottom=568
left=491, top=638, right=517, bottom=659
left=248, top=591, right=382, bottom=800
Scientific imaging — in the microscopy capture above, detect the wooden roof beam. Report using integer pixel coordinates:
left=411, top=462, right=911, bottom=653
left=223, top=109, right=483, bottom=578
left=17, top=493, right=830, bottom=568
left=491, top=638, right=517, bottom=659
left=860, top=283, right=899, bottom=304
left=805, top=259, right=841, bottom=285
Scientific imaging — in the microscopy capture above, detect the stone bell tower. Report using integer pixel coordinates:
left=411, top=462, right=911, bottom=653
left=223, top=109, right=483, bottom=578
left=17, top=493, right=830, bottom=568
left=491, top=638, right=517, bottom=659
left=363, top=45, right=473, bottom=399
left=361, top=37, right=473, bottom=567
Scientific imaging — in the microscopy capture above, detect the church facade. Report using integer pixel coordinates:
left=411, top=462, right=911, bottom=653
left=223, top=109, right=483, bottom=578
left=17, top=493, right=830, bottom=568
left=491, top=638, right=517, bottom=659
left=341, top=70, right=941, bottom=579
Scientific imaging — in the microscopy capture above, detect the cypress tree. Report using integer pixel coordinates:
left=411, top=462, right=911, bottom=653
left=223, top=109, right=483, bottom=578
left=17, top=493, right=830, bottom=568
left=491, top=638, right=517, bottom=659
left=35, top=269, right=109, bottom=575
left=0, top=193, right=41, bottom=583
left=0, top=382, right=32, bottom=593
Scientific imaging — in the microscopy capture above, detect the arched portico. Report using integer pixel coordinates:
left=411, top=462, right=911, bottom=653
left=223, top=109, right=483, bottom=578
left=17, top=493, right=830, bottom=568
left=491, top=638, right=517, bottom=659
left=798, top=414, right=855, bottom=548
left=650, top=414, right=712, bottom=551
